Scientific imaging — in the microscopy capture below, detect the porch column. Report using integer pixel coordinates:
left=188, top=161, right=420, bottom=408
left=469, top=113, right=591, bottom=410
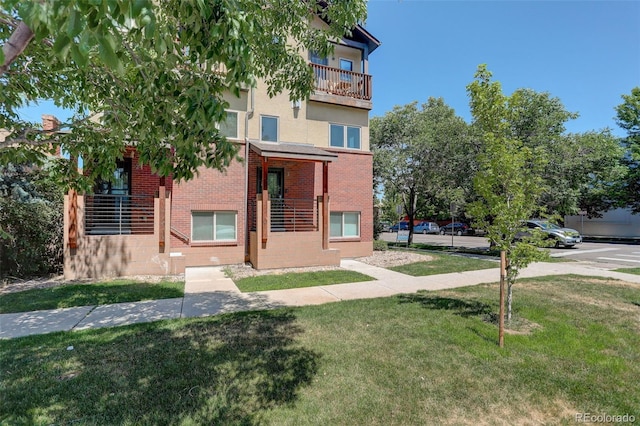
left=68, top=189, right=78, bottom=249
left=322, top=161, right=329, bottom=250
left=261, top=157, right=269, bottom=244
left=158, top=177, right=165, bottom=251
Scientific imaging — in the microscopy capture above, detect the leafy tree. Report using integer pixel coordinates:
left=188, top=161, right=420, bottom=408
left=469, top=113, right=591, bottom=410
left=1, top=0, right=367, bottom=188
left=506, top=88, right=626, bottom=218
left=466, top=65, right=549, bottom=324
left=371, top=98, right=471, bottom=243
left=615, top=87, right=640, bottom=214
left=0, top=163, right=63, bottom=278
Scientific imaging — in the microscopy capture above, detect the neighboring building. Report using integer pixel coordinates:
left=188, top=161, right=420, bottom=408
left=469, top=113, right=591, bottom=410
left=565, top=209, right=640, bottom=239
left=63, top=17, right=380, bottom=278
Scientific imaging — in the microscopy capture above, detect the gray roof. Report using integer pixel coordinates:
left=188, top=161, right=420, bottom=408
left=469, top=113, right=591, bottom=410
left=249, top=141, right=337, bottom=162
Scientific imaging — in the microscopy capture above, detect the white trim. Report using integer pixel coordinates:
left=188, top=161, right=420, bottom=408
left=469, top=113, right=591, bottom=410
left=218, top=109, right=240, bottom=140
left=330, top=211, right=360, bottom=238
left=260, top=115, right=279, bottom=142
left=329, top=123, right=361, bottom=150
left=191, top=211, right=238, bottom=242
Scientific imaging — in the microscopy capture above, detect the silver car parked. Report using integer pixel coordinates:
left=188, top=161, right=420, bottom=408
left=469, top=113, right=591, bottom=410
left=524, top=219, right=582, bottom=248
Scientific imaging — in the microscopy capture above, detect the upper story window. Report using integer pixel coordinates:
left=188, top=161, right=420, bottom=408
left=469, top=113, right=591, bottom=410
left=330, top=124, right=361, bottom=149
left=261, top=115, right=279, bottom=142
left=340, top=58, right=353, bottom=81
left=218, top=110, right=238, bottom=139
left=310, top=51, right=328, bottom=66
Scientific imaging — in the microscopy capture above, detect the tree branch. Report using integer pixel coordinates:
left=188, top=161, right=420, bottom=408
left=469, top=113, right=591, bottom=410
left=1, top=21, right=35, bottom=75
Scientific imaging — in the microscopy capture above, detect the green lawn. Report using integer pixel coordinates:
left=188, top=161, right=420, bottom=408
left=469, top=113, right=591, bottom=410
left=614, top=267, right=640, bottom=275
left=233, top=270, right=374, bottom=292
left=390, top=252, right=498, bottom=276
left=0, top=280, right=184, bottom=314
left=2, top=275, right=638, bottom=424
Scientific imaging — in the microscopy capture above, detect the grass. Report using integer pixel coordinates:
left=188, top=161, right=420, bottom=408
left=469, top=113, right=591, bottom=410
left=1, top=275, right=638, bottom=424
left=233, top=270, right=374, bottom=292
left=389, top=252, right=498, bottom=276
left=614, top=267, right=640, bottom=275
left=0, top=280, right=184, bottom=314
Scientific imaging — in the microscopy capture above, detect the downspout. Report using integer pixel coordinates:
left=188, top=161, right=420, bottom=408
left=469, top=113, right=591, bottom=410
left=244, top=86, right=255, bottom=261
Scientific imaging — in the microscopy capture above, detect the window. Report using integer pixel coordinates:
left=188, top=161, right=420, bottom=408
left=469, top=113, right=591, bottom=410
left=310, top=51, right=328, bottom=66
left=330, top=124, right=361, bottom=149
left=330, top=212, right=360, bottom=238
left=218, top=111, right=238, bottom=139
left=192, top=211, right=237, bottom=241
left=339, top=58, right=353, bottom=81
left=261, top=116, right=278, bottom=142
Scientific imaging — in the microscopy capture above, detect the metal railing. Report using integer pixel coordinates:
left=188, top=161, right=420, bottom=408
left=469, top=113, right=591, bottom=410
left=84, top=194, right=155, bottom=235
left=248, top=198, right=317, bottom=232
left=310, top=63, right=372, bottom=100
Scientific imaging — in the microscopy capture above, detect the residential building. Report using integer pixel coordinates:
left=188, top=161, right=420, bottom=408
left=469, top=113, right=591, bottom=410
left=63, top=16, right=380, bottom=278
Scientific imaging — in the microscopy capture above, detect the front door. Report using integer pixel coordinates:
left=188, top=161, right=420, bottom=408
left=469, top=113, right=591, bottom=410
left=258, top=167, right=285, bottom=231
left=93, top=159, right=132, bottom=232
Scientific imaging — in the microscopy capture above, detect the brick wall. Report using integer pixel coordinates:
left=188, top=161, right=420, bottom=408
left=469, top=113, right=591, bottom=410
left=326, top=148, right=373, bottom=257
left=127, top=147, right=173, bottom=196
left=169, top=147, right=246, bottom=266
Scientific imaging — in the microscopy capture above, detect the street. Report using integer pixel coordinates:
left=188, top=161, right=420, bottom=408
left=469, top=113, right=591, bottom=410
left=380, top=232, right=640, bottom=269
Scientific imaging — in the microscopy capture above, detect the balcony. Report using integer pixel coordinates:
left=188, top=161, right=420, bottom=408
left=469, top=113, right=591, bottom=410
left=309, top=64, right=373, bottom=110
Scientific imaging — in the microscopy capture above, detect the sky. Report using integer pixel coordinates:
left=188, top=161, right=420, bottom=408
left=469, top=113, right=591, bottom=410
left=365, top=0, right=640, bottom=137
left=16, top=1, right=639, bottom=137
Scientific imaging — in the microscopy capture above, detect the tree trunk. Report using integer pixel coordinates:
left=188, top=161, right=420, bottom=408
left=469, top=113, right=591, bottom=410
left=1, top=22, right=35, bottom=76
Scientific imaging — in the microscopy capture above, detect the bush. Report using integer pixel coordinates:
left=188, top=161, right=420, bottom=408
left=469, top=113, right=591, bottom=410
left=0, top=164, right=63, bottom=278
left=373, top=239, right=388, bottom=251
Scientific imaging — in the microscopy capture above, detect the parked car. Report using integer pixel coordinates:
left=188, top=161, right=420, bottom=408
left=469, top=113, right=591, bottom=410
left=414, top=221, right=440, bottom=234
left=379, top=221, right=392, bottom=232
left=518, top=219, right=582, bottom=248
left=439, top=222, right=472, bottom=236
left=390, top=221, right=409, bottom=232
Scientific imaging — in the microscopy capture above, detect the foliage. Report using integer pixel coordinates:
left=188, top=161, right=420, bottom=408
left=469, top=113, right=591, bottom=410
left=371, top=98, right=472, bottom=243
left=0, top=163, right=63, bottom=278
left=373, top=239, right=388, bottom=251
left=466, top=64, right=550, bottom=321
left=615, top=86, right=640, bottom=214
left=505, top=88, right=626, bottom=217
left=1, top=0, right=367, bottom=189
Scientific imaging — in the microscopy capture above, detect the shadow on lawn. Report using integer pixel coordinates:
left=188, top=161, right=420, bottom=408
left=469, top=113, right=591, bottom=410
left=397, top=293, right=493, bottom=318
left=1, top=310, right=318, bottom=425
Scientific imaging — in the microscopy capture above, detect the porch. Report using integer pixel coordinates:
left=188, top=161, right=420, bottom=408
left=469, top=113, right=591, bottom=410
left=247, top=141, right=340, bottom=269
left=63, top=188, right=172, bottom=279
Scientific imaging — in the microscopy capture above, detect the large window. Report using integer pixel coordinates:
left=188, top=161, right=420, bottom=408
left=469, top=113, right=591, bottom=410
left=218, top=111, right=238, bottom=139
left=261, top=115, right=279, bottom=142
left=330, top=212, right=360, bottom=238
left=192, top=211, right=237, bottom=242
left=330, top=124, right=361, bottom=149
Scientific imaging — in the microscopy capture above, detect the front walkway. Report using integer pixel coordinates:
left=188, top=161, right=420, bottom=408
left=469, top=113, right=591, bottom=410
left=2, top=260, right=639, bottom=339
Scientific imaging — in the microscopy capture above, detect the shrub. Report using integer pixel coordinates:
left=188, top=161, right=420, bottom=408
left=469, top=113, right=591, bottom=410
left=373, top=239, right=388, bottom=251
left=0, top=164, right=63, bottom=278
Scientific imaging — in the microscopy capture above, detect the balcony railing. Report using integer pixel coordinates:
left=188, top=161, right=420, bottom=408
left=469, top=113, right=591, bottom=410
left=84, top=194, right=155, bottom=235
left=249, top=198, right=318, bottom=232
left=310, top=63, right=372, bottom=101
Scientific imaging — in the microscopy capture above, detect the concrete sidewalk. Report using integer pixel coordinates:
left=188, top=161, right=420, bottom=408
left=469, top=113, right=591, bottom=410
left=2, top=259, right=639, bottom=339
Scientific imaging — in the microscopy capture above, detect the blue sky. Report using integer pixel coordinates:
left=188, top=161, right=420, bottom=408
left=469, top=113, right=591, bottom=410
left=16, top=1, right=639, bottom=138
left=365, top=0, right=640, bottom=137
